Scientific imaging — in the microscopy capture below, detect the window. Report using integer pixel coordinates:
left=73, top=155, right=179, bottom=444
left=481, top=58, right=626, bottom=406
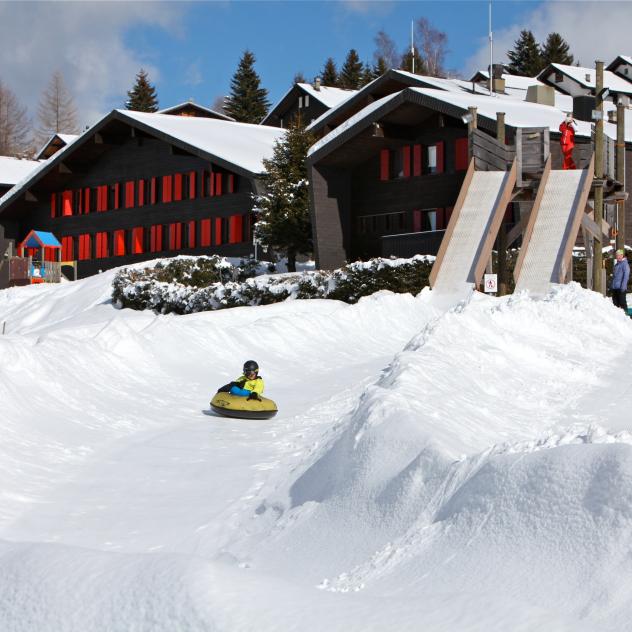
left=138, top=179, right=147, bottom=206
left=188, top=171, right=197, bottom=200
left=298, top=96, right=303, bottom=108
left=412, top=208, right=440, bottom=232
left=427, top=145, right=437, bottom=174
left=229, top=215, right=243, bottom=244
left=162, top=175, right=173, bottom=203
left=108, top=183, right=120, bottom=210
left=61, top=235, right=73, bottom=260
left=455, top=137, right=469, bottom=171
left=187, top=220, right=196, bottom=248
left=200, top=219, right=212, bottom=247
left=78, top=234, right=91, bottom=260
left=125, top=181, right=135, bottom=209
left=304, top=94, right=309, bottom=108
left=83, top=187, right=91, bottom=214
left=413, top=144, right=422, bottom=176
left=114, top=229, right=126, bottom=256
left=132, top=227, right=144, bottom=254
left=215, top=172, right=223, bottom=196
left=168, top=222, right=182, bottom=250
left=61, top=190, right=73, bottom=216
left=150, top=225, right=163, bottom=252
left=95, top=232, right=108, bottom=258
left=228, top=174, right=235, bottom=194
left=390, top=149, right=404, bottom=179
left=555, top=71, right=563, bottom=83
left=50, top=193, right=57, bottom=218
left=174, top=174, right=183, bottom=201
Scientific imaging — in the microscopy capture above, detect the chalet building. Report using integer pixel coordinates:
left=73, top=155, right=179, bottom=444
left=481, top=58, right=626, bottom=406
left=0, top=110, right=284, bottom=280
left=607, top=56, right=632, bottom=82
left=261, top=80, right=354, bottom=128
left=307, top=86, right=632, bottom=271
left=537, top=63, right=632, bottom=99
left=158, top=101, right=234, bottom=120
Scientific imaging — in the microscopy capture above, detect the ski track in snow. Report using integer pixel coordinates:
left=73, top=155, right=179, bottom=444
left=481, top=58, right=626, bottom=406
left=1, top=271, right=632, bottom=631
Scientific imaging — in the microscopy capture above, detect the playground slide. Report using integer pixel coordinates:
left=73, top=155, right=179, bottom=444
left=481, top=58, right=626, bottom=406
left=513, top=156, right=594, bottom=296
left=430, top=159, right=517, bottom=297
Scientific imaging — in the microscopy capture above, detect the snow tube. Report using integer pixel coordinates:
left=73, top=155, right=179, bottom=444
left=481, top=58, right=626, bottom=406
left=210, top=392, right=278, bottom=420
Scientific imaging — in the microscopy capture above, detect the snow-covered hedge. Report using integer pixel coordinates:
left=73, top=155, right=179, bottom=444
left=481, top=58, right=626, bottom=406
left=111, top=255, right=434, bottom=314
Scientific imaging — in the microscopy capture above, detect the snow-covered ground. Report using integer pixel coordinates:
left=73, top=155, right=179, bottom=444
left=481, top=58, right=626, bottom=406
left=1, top=268, right=632, bottom=631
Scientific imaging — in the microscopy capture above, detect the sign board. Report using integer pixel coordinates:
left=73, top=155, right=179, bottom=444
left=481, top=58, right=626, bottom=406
left=484, top=273, right=498, bottom=293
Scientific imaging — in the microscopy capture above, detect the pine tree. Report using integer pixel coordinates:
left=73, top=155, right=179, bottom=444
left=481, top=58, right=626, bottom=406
left=321, top=58, right=338, bottom=87
left=541, top=32, right=574, bottom=66
left=36, top=71, right=79, bottom=146
left=507, top=30, right=544, bottom=76
left=359, top=62, right=375, bottom=87
left=339, top=49, right=364, bottom=90
left=126, top=69, right=159, bottom=112
left=373, top=56, right=389, bottom=79
left=0, top=79, right=32, bottom=157
left=400, top=48, right=426, bottom=75
left=254, top=116, right=315, bottom=272
left=224, top=50, right=270, bottom=124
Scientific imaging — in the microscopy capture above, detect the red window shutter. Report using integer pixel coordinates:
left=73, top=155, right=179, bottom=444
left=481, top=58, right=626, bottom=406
left=436, top=141, right=444, bottom=173
left=413, top=144, right=422, bottom=176
left=50, top=193, right=57, bottom=218
left=215, top=173, right=223, bottom=196
left=200, top=219, right=211, bottom=247
left=162, top=175, right=173, bottom=203
left=62, top=191, right=73, bottom=216
left=402, top=146, right=411, bottom=178
left=412, top=210, right=422, bottom=232
left=188, top=220, right=196, bottom=248
left=132, top=227, right=143, bottom=254
left=97, top=185, right=108, bottom=212
left=189, top=171, right=196, bottom=199
left=455, top=138, right=469, bottom=171
left=77, top=189, right=83, bottom=215
left=208, top=171, right=215, bottom=197
left=379, top=149, right=389, bottom=181
left=169, top=223, right=182, bottom=250
left=150, top=177, right=157, bottom=204
left=83, top=188, right=90, bottom=214
left=113, top=183, right=120, bottom=210
left=96, top=232, right=108, bottom=258
left=228, top=174, right=234, bottom=193
left=214, top=218, right=222, bottom=245
left=125, top=181, right=135, bottom=208
left=114, top=230, right=125, bottom=256
left=174, top=174, right=183, bottom=201
left=138, top=180, right=145, bottom=206
left=150, top=225, right=163, bottom=252
left=229, top=215, right=243, bottom=244
left=78, top=234, right=91, bottom=260
left=61, top=236, right=73, bottom=260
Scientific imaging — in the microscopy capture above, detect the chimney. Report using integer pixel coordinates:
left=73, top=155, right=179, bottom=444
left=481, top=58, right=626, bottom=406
left=491, top=64, right=505, bottom=92
left=313, top=77, right=321, bottom=91
left=525, top=84, right=555, bottom=107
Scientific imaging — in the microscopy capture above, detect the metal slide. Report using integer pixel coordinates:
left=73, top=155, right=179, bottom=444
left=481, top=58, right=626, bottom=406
left=514, top=156, right=594, bottom=296
left=430, top=159, right=517, bottom=297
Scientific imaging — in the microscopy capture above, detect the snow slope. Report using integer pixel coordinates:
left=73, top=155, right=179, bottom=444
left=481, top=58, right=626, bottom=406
left=1, top=269, right=632, bottom=631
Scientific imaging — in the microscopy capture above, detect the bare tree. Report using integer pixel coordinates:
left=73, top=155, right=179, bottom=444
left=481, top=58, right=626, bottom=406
left=416, top=18, right=448, bottom=77
left=211, top=95, right=228, bottom=115
left=0, top=79, right=32, bottom=157
left=36, top=70, right=79, bottom=145
left=374, top=30, right=400, bottom=70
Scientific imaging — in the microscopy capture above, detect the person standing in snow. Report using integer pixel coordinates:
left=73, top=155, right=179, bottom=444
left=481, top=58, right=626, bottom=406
left=610, top=249, right=630, bottom=312
left=559, top=114, right=576, bottom=170
left=217, top=360, right=265, bottom=400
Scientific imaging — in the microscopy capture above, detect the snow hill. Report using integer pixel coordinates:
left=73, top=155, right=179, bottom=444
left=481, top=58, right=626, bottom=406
left=1, top=267, right=632, bottom=631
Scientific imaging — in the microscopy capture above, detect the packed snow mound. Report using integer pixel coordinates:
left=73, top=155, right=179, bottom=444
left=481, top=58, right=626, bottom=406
left=226, top=283, right=632, bottom=629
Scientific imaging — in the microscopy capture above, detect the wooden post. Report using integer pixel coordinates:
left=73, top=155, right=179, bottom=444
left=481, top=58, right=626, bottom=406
left=467, top=106, right=478, bottom=162
left=616, top=100, right=626, bottom=251
left=496, top=112, right=507, bottom=293
left=593, top=60, right=605, bottom=294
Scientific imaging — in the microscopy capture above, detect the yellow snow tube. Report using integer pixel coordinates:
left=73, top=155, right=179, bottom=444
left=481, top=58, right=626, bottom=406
left=210, top=392, right=278, bottom=420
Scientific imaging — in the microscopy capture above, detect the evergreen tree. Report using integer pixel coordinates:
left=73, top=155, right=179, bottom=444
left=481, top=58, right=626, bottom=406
left=36, top=70, right=79, bottom=146
left=507, top=30, right=543, bottom=76
left=126, top=69, right=159, bottom=112
left=359, top=62, right=375, bottom=87
left=224, top=50, right=270, bottom=123
left=321, top=58, right=338, bottom=87
left=0, top=79, right=32, bottom=157
left=541, top=32, right=574, bottom=66
left=254, top=116, right=315, bottom=272
left=339, top=49, right=364, bottom=90
left=373, top=56, right=389, bottom=79
left=400, top=48, right=426, bottom=75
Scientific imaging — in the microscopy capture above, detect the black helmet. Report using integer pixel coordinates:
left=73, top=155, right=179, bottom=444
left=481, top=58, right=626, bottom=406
left=243, top=360, right=259, bottom=373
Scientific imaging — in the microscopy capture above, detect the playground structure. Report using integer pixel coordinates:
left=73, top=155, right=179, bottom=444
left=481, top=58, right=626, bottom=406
left=429, top=88, right=625, bottom=298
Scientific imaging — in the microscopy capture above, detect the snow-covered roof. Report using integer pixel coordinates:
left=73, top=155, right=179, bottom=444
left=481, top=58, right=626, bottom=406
left=118, top=110, right=285, bottom=174
left=35, top=133, right=79, bottom=160
left=158, top=102, right=234, bottom=121
left=472, top=70, right=544, bottom=91
left=0, top=156, right=41, bottom=187
left=539, top=63, right=632, bottom=95
left=297, top=83, right=356, bottom=109
left=309, top=86, right=632, bottom=160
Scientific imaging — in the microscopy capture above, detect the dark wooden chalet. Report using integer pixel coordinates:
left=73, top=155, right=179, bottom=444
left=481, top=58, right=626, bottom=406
left=0, top=110, right=284, bottom=280
left=261, top=80, right=354, bottom=128
left=537, top=63, right=632, bottom=98
left=307, top=86, right=632, bottom=271
left=607, top=56, right=632, bottom=83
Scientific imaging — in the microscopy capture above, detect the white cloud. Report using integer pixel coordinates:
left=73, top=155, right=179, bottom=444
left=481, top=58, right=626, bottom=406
left=0, top=1, right=185, bottom=128
left=463, top=0, right=632, bottom=77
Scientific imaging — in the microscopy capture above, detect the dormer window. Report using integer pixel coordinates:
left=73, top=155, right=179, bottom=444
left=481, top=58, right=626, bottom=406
left=585, top=73, right=591, bottom=82
left=304, top=95, right=309, bottom=107
left=555, top=72, right=563, bottom=83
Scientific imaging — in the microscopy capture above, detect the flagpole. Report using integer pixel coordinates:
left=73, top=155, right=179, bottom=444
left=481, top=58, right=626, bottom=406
left=489, top=0, right=494, bottom=95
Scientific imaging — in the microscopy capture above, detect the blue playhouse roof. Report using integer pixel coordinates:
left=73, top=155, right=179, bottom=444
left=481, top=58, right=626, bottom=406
left=21, top=230, right=61, bottom=248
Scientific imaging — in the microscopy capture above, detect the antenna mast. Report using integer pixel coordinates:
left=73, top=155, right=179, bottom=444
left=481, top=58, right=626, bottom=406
left=411, top=20, right=415, bottom=74
left=489, top=0, right=494, bottom=95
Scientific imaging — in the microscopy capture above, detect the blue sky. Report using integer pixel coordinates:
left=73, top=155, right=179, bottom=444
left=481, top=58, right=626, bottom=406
left=0, top=1, right=630, bottom=127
